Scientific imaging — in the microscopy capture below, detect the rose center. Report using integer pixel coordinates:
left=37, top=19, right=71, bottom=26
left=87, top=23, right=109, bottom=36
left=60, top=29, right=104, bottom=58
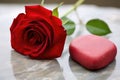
left=27, top=31, right=44, bottom=46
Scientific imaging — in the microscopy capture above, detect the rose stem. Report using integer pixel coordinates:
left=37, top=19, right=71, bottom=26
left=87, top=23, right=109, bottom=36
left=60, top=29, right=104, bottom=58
left=61, top=0, right=84, bottom=18
left=41, top=0, right=45, bottom=6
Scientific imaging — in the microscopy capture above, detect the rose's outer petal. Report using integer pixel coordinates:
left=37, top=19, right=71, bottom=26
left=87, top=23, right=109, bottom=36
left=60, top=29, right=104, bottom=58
left=30, top=16, right=66, bottom=59
left=10, top=13, right=29, bottom=55
left=10, top=13, right=25, bottom=31
left=25, top=5, right=52, bottom=18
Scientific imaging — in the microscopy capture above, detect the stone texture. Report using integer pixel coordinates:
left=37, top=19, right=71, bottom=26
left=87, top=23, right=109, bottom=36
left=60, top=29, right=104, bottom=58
left=11, top=50, right=64, bottom=80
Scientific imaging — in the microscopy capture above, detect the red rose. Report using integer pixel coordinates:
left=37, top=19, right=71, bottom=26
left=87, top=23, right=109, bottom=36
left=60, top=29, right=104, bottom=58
left=10, top=5, right=66, bottom=59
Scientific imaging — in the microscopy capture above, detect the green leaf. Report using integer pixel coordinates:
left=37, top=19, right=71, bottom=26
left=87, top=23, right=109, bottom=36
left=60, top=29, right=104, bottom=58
left=52, top=7, right=59, bottom=17
left=52, top=2, right=63, bottom=17
left=86, top=19, right=112, bottom=36
left=61, top=16, right=75, bottom=35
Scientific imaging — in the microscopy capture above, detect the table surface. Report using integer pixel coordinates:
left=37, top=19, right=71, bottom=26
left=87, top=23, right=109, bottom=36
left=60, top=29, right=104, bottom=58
left=0, top=4, right=120, bottom=80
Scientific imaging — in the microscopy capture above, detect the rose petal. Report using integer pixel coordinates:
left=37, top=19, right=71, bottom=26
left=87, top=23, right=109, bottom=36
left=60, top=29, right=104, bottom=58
left=11, top=19, right=32, bottom=55
left=38, top=20, right=54, bottom=44
left=29, top=38, right=49, bottom=58
left=51, top=16, right=66, bottom=43
left=10, top=13, right=25, bottom=31
left=25, top=5, right=52, bottom=18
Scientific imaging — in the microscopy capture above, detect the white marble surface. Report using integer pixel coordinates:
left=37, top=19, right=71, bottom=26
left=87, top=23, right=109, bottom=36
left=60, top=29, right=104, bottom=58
left=0, top=4, right=120, bottom=80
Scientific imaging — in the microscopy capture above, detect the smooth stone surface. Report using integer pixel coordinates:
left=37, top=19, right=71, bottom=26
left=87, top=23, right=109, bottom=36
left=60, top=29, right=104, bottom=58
left=69, top=35, right=117, bottom=70
left=11, top=50, right=64, bottom=80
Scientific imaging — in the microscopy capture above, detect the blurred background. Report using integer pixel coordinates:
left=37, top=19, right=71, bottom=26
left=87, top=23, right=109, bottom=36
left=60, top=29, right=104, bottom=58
left=0, top=0, right=120, bottom=7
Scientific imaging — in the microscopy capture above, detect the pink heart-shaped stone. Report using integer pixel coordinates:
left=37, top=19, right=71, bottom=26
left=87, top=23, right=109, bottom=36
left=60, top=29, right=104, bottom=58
left=69, top=35, right=117, bottom=70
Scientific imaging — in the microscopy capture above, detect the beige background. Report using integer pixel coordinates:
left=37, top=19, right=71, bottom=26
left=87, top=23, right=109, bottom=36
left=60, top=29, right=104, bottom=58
left=0, top=0, right=120, bottom=7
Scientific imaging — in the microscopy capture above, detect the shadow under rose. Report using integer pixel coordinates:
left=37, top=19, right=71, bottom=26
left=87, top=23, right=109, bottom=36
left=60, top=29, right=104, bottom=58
left=11, top=50, right=64, bottom=80
left=69, top=58, right=116, bottom=80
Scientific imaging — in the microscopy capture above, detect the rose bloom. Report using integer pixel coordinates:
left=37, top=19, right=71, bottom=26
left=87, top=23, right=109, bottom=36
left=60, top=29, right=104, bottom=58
left=10, top=5, right=66, bottom=59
